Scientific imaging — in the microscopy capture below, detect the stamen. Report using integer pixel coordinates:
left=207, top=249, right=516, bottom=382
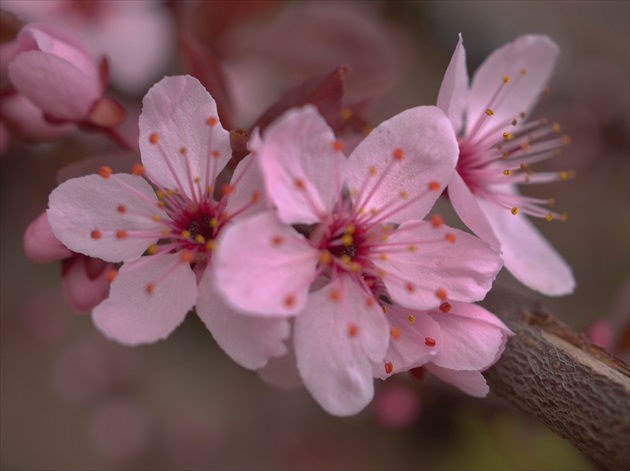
left=90, top=230, right=102, bottom=239
left=105, top=269, right=118, bottom=283
left=430, top=214, right=444, bottom=228
left=390, top=327, right=401, bottom=339
left=333, top=139, right=343, bottom=151
left=445, top=233, right=456, bottom=243
left=115, top=229, right=128, bottom=239
left=435, top=288, right=447, bottom=300
left=284, top=294, right=296, bottom=307
left=425, top=337, right=436, bottom=347
left=408, top=315, right=415, bottom=323
left=206, top=117, right=218, bottom=126
left=428, top=181, right=441, bottom=191
left=98, top=166, right=112, bottom=178
left=393, top=148, right=404, bottom=161
left=439, top=302, right=451, bottom=313
left=511, top=207, right=519, bottom=215
left=117, top=204, right=126, bottom=213
left=132, top=164, right=145, bottom=176
left=347, top=323, right=359, bottom=337
left=330, top=288, right=341, bottom=301
left=145, top=282, right=155, bottom=294
left=385, top=362, right=393, bottom=374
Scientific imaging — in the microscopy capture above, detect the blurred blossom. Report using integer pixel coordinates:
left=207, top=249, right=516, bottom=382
left=15, top=287, right=70, bottom=345
left=177, top=0, right=412, bottom=127
left=2, top=0, right=175, bottom=95
left=438, top=34, right=575, bottom=296
left=88, top=396, right=151, bottom=462
left=373, top=381, right=421, bottom=430
left=51, top=335, right=139, bottom=404
left=160, top=411, right=222, bottom=469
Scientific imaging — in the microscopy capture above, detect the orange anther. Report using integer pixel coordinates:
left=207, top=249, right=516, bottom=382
left=115, top=229, right=128, bottom=239
left=393, top=148, right=404, bottom=160
left=333, top=139, right=343, bottom=151
left=98, top=166, right=112, bottom=178
left=435, top=288, right=447, bottom=300
left=384, top=362, right=393, bottom=374
left=284, top=294, right=296, bottom=307
left=180, top=250, right=194, bottom=263
left=439, top=302, right=451, bottom=313
left=390, top=327, right=401, bottom=339
left=272, top=235, right=284, bottom=246
left=428, top=181, right=440, bottom=191
left=445, top=233, right=456, bottom=243
left=179, top=146, right=187, bottom=155
left=251, top=191, right=260, bottom=203
left=365, top=297, right=375, bottom=307
left=90, top=229, right=102, bottom=239
left=221, top=184, right=234, bottom=195
left=330, top=288, right=341, bottom=302
left=347, top=323, right=359, bottom=337
left=206, top=116, right=218, bottom=126
left=145, top=282, right=155, bottom=294
left=430, top=214, right=444, bottom=228
left=117, top=204, right=126, bottom=213
left=149, top=132, right=159, bottom=144
left=212, top=150, right=220, bottom=158
left=294, top=178, right=306, bottom=190
left=425, top=337, right=436, bottom=347
left=405, top=282, right=415, bottom=293
left=105, top=269, right=118, bottom=283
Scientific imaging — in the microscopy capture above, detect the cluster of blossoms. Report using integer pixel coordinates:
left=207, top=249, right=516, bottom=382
left=23, top=30, right=575, bottom=415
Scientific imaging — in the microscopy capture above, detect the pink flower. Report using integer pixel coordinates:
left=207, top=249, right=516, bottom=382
left=437, top=35, right=575, bottom=296
left=7, top=22, right=123, bottom=127
left=214, top=106, right=502, bottom=415
left=46, top=75, right=288, bottom=370
left=375, top=301, right=513, bottom=397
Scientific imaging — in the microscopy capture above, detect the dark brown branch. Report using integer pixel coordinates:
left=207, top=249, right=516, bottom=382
left=482, top=291, right=630, bottom=471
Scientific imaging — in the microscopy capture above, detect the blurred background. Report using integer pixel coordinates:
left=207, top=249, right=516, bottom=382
left=1, top=1, right=628, bottom=469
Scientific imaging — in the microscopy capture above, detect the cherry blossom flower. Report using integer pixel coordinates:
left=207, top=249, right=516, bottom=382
left=6, top=22, right=124, bottom=128
left=46, top=75, right=288, bottom=370
left=214, top=105, right=502, bottom=415
left=374, top=301, right=513, bottom=398
left=437, top=34, right=575, bottom=296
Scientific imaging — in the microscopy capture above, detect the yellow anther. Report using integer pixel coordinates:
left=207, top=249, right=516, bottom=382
left=408, top=315, right=415, bottom=324
left=520, top=67, right=528, bottom=75
left=520, top=163, right=530, bottom=171
left=485, top=108, right=494, bottom=116
left=511, top=207, right=519, bottom=215
left=181, top=230, right=191, bottom=239
left=552, top=122, right=561, bottom=133
left=156, top=190, right=164, bottom=199
left=368, top=166, right=377, bottom=176
left=206, top=185, right=213, bottom=193
left=382, top=225, right=391, bottom=232
left=210, top=217, right=219, bottom=228
left=349, top=262, right=361, bottom=272
left=345, top=224, right=355, bottom=235
left=382, top=305, right=388, bottom=313
left=408, top=245, right=417, bottom=252
left=559, top=171, right=568, bottom=180
left=503, top=75, right=510, bottom=83
left=548, top=198, right=556, bottom=207
left=561, top=135, right=571, bottom=145
left=545, top=213, right=554, bottom=222
left=152, top=214, right=160, bottom=222
left=160, top=229, right=169, bottom=236
left=195, top=234, right=206, bottom=244
left=380, top=234, right=388, bottom=242
left=166, top=189, right=174, bottom=195
left=147, top=244, right=158, bottom=255
left=503, top=132, right=511, bottom=140
left=543, top=86, right=551, bottom=95
left=340, top=255, right=351, bottom=265
left=502, top=151, right=509, bottom=159
left=520, top=142, right=531, bottom=151
left=399, top=190, right=409, bottom=199
left=503, top=169, right=512, bottom=176
left=157, top=201, right=165, bottom=208
left=380, top=254, right=388, bottom=261
left=342, top=234, right=353, bottom=246
left=341, top=107, right=352, bottom=120
left=319, top=250, right=332, bottom=265
left=206, top=240, right=216, bottom=251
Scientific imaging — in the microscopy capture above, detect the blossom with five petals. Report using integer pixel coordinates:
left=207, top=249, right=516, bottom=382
left=47, top=75, right=288, bottom=370
left=214, top=105, right=503, bottom=415
left=437, top=34, right=575, bottom=296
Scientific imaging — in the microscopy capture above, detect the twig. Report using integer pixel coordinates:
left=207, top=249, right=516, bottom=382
left=482, top=290, right=630, bottom=471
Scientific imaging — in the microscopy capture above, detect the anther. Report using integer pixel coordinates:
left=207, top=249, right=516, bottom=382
left=147, top=244, right=158, bottom=255
left=284, top=294, right=296, bottom=307
left=251, top=192, right=260, bottom=203
left=105, top=269, right=118, bottom=283
left=425, top=337, right=436, bottom=347
left=210, top=217, right=220, bottom=228
left=543, top=86, right=551, bottom=95
left=430, top=214, right=444, bottom=228
left=333, top=139, right=343, bottom=151
left=212, top=150, right=220, bottom=158
left=561, top=212, right=568, bottom=222
left=347, top=323, right=359, bottom=337
left=503, top=169, right=512, bottom=176
left=366, top=297, right=376, bottom=307
left=561, top=135, right=571, bottom=145
left=342, top=234, right=353, bottom=246
left=329, top=288, right=341, bottom=302
left=206, top=117, right=218, bottom=126
left=408, top=315, right=415, bottom=324
left=520, top=142, right=531, bottom=151
left=511, top=207, right=519, bottom=215
left=131, top=164, right=145, bottom=176
left=90, top=229, right=102, bottom=239
left=548, top=198, right=556, bottom=207
left=552, top=122, right=561, bottom=133
left=439, top=302, right=451, bottom=313
left=98, top=166, right=112, bottom=178
left=368, top=166, right=377, bottom=176
left=390, top=327, right=401, bottom=339
left=511, top=119, right=518, bottom=126
left=205, top=240, right=216, bottom=251
left=485, top=109, right=494, bottom=116
left=408, top=244, right=417, bottom=252
left=179, top=146, right=187, bottom=155
left=115, top=229, right=128, bottom=239
left=405, top=282, right=415, bottom=293
left=221, top=184, right=234, bottom=195
left=117, top=204, right=126, bottom=213
left=428, top=181, right=440, bottom=191
left=399, top=190, right=409, bottom=199
left=346, top=224, right=355, bottom=234
left=181, top=230, right=191, bottom=239
left=180, top=250, right=194, bottom=263
left=319, top=250, right=332, bottom=264
left=435, top=288, right=447, bottom=300
left=341, top=108, right=352, bottom=120
left=520, top=67, right=528, bottom=75
left=545, top=213, right=553, bottom=222
left=393, top=148, right=404, bottom=160
left=520, top=112, right=526, bottom=119
left=145, top=282, right=155, bottom=294
left=503, top=132, right=511, bottom=141
left=195, top=234, right=206, bottom=244
left=294, top=178, right=306, bottom=190
left=385, top=362, right=393, bottom=374
left=149, top=132, right=159, bottom=144
left=445, top=233, right=456, bottom=243
left=503, top=75, right=510, bottom=83
left=272, top=235, right=284, bottom=246
left=152, top=214, right=160, bottom=222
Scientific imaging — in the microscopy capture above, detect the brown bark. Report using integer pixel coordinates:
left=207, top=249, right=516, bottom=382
left=482, top=291, right=630, bottom=471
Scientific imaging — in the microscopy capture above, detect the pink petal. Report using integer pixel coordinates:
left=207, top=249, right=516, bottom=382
left=374, top=309, right=441, bottom=379
left=478, top=196, right=575, bottom=296
left=224, top=152, right=271, bottom=220
left=254, top=106, right=344, bottom=224
left=24, top=211, right=72, bottom=263
left=92, top=253, right=197, bottom=345
left=138, top=75, right=231, bottom=200
left=48, top=174, right=167, bottom=263
left=258, top=335, right=304, bottom=389
left=425, top=363, right=489, bottom=398
left=213, top=211, right=320, bottom=316
left=1, top=92, right=76, bottom=140
left=427, top=302, right=510, bottom=371
left=61, top=255, right=111, bottom=313
left=8, top=50, right=101, bottom=120
left=467, top=35, right=559, bottom=137
left=436, top=33, right=468, bottom=134
left=294, top=275, right=389, bottom=416
left=346, top=106, right=458, bottom=223
left=448, top=171, right=501, bottom=250
left=196, top=267, right=290, bottom=370
left=375, top=221, right=502, bottom=310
